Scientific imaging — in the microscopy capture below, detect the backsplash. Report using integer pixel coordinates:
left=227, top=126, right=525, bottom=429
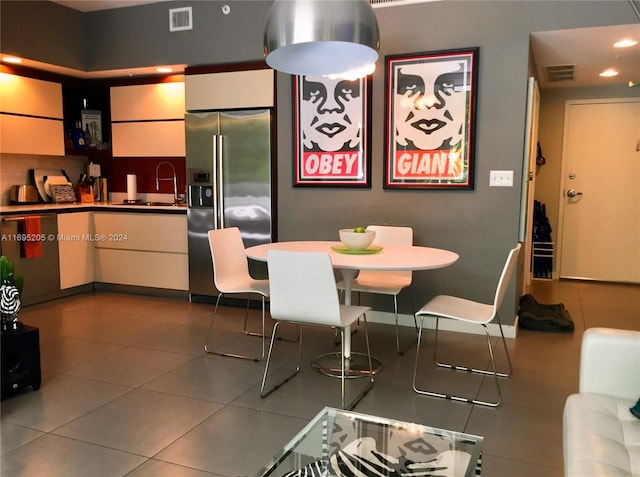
left=0, top=154, right=186, bottom=206
left=0, top=154, right=87, bottom=206
left=100, top=157, right=186, bottom=196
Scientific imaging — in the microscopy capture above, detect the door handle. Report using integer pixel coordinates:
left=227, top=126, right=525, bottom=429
left=212, top=135, right=219, bottom=229
left=566, top=189, right=583, bottom=198
left=218, top=135, right=225, bottom=229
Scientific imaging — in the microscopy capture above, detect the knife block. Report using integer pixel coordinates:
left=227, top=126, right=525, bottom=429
left=77, top=184, right=94, bottom=203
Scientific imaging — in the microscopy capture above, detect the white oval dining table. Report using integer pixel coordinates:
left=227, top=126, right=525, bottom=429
left=246, top=240, right=459, bottom=374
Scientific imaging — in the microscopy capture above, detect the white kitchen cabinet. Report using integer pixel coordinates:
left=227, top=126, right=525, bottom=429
left=111, top=82, right=185, bottom=121
left=0, top=73, right=64, bottom=155
left=93, top=212, right=188, bottom=290
left=110, top=81, right=185, bottom=157
left=185, top=69, right=274, bottom=111
left=57, top=212, right=94, bottom=289
left=111, top=121, right=185, bottom=157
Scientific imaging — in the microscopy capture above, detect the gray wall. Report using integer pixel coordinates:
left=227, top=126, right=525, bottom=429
left=0, top=1, right=85, bottom=69
left=1, top=0, right=634, bottom=324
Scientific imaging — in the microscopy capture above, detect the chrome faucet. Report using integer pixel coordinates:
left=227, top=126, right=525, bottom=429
left=155, top=161, right=180, bottom=204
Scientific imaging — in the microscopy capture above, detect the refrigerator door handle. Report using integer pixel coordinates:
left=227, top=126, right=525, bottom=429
left=212, top=134, right=219, bottom=230
left=217, top=135, right=225, bottom=229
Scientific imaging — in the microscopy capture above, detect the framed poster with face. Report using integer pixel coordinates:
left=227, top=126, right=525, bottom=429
left=384, top=47, right=479, bottom=189
left=293, top=74, right=371, bottom=187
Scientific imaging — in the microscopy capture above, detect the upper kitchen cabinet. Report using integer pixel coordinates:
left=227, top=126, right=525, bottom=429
left=63, top=80, right=111, bottom=154
left=0, top=72, right=64, bottom=155
left=110, top=80, right=185, bottom=157
left=185, top=69, right=274, bottom=111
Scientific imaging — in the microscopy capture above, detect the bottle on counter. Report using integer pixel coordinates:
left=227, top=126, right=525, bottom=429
left=100, top=178, right=108, bottom=203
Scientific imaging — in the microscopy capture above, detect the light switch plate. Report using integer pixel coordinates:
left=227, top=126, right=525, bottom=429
left=489, top=170, right=514, bottom=187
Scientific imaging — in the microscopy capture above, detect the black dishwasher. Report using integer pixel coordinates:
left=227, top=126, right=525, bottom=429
left=0, top=214, right=60, bottom=306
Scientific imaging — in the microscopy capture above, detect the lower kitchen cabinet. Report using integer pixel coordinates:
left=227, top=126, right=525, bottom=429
left=92, top=212, right=188, bottom=290
left=58, top=212, right=95, bottom=289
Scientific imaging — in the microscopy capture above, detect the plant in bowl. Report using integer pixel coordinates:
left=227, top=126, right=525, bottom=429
left=0, top=255, right=24, bottom=332
left=339, top=228, right=376, bottom=251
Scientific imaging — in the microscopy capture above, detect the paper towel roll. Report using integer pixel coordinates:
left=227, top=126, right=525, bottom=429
left=87, top=162, right=101, bottom=177
left=126, top=174, right=137, bottom=202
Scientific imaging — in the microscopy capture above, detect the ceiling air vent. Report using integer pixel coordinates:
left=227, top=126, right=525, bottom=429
left=545, top=64, right=576, bottom=83
left=169, top=7, right=192, bottom=32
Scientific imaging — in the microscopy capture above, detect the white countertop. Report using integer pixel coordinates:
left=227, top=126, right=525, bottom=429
left=0, top=202, right=187, bottom=215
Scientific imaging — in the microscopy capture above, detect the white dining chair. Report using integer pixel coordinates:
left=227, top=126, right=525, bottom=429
left=336, top=225, right=416, bottom=354
left=203, top=227, right=269, bottom=361
left=260, top=250, right=374, bottom=410
left=412, top=243, right=521, bottom=407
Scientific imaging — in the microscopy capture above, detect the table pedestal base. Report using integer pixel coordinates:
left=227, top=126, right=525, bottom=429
left=311, top=351, right=384, bottom=378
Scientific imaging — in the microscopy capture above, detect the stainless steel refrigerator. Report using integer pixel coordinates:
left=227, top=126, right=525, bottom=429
left=186, top=109, right=273, bottom=300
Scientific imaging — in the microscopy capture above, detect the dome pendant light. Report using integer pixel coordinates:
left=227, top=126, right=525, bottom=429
left=263, top=0, right=380, bottom=77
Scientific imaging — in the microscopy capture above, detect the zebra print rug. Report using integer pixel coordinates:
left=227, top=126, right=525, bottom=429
left=281, top=436, right=482, bottom=477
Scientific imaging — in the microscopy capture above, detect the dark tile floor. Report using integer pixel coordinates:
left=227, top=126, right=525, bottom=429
left=1, top=280, right=638, bottom=477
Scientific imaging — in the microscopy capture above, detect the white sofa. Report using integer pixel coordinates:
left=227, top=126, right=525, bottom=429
left=563, top=327, right=640, bottom=477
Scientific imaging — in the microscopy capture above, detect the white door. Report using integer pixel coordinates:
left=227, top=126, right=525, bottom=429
left=558, top=98, right=640, bottom=283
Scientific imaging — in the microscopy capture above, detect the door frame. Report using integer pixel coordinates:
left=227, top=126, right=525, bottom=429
left=520, top=77, right=540, bottom=293
left=556, top=97, right=640, bottom=281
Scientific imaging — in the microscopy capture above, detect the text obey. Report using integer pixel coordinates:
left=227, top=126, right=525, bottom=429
left=301, top=152, right=363, bottom=179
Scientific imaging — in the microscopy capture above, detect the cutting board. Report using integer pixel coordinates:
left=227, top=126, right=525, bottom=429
left=30, top=169, right=70, bottom=202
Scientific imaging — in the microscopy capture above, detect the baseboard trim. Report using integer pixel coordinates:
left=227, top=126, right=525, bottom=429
left=33, top=285, right=518, bottom=338
left=366, top=311, right=518, bottom=339
left=94, top=283, right=189, bottom=300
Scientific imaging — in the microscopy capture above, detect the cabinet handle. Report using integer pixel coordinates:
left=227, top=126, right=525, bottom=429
left=2, top=214, right=56, bottom=222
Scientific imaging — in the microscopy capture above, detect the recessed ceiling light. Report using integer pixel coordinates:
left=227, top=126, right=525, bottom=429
left=614, top=39, right=638, bottom=48
left=2, top=56, right=23, bottom=64
left=599, top=68, right=619, bottom=77
left=156, top=67, right=173, bottom=73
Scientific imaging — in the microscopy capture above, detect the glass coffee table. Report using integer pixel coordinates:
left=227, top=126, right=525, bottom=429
left=255, top=407, right=483, bottom=477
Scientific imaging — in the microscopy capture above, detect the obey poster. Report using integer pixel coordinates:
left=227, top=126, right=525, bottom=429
left=293, top=75, right=371, bottom=187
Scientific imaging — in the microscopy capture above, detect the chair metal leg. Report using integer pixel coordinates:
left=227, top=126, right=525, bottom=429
left=243, top=298, right=300, bottom=344
left=203, top=293, right=223, bottom=353
left=412, top=314, right=512, bottom=407
left=434, top=315, right=512, bottom=378
left=261, top=317, right=373, bottom=408
left=342, top=314, right=374, bottom=410
left=410, top=292, right=418, bottom=332
left=242, top=298, right=251, bottom=331
left=204, top=294, right=266, bottom=361
left=394, top=292, right=419, bottom=356
left=260, top=322, right=303, bottom=399
left=496, top=313, right=514, bottom=378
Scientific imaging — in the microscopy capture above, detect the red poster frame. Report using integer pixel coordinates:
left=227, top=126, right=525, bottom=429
left=384, top=47, right=479, bottom=190
left=293, top=74, right=371, bottom=187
